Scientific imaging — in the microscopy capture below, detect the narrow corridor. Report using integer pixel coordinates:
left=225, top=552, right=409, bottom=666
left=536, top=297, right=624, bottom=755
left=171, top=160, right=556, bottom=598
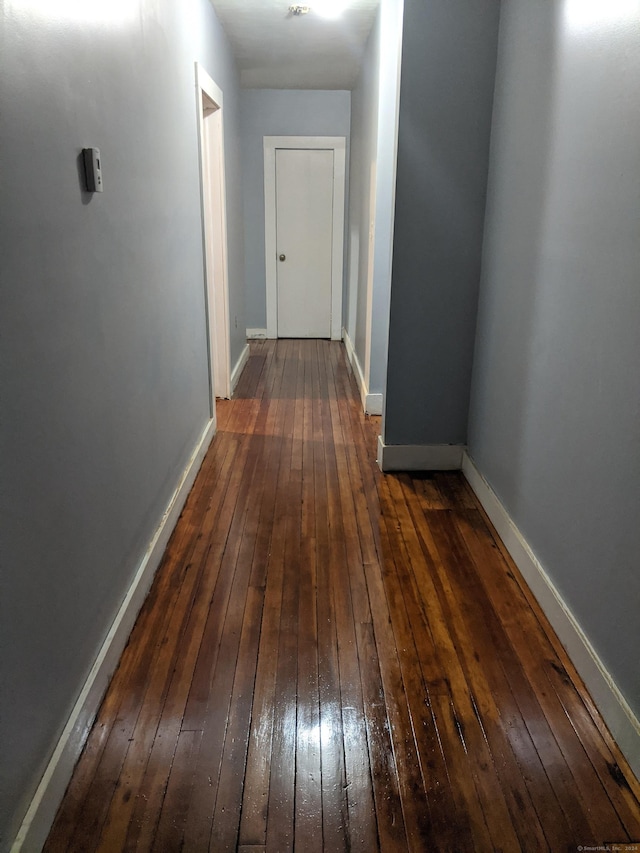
left=45, top=341, right=640, bottom=852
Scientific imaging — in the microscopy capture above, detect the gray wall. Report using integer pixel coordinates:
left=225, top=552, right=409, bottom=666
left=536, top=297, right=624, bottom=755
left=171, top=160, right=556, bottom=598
left=468, top=0, right=640, bottom=723
left=239, top=89, right=351, bottom=331
left=383, top=0, right=500, bottom=445
left=347, top=0, right=403, bottom=396
left=0, top=0, right=244, bottom=846
left=348, top=9, right=381, bottom=361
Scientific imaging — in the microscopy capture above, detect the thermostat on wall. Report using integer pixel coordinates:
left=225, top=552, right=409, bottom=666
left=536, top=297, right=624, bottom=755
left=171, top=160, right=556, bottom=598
left=82, top=147, right=103, bottom=193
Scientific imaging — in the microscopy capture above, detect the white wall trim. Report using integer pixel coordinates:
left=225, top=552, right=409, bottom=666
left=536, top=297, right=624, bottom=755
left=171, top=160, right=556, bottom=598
left=343, top=326, right=367, bottom=409
left=195, top=62, right=232, bottom=403
left=342, top=328, right=383, bottom=415
left=377, top=438, right=464, bottom=472
left=462, top=452, right=640, bottom=781
left=365, top=393, right=383, bottom=416
left=264, top=136, right=346, bottom=341
left=10, top=418, right=217, bottom=853
left=230, top=342, right=250, bottom=394
left=246, top=328, right=267, bottom=339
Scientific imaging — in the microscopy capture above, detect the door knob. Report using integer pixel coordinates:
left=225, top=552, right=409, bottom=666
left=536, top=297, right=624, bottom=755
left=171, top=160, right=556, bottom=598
left=279, top=253, right=286, bottom=261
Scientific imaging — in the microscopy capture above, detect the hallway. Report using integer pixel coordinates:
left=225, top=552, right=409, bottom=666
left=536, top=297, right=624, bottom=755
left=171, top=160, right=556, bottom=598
left=44, top=341, right=640, bottom=852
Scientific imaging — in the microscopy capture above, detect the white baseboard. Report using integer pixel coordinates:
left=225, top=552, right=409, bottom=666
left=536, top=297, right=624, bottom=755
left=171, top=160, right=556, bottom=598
left=246, top=328, right=267, bottom=339
left=342, top=327, right=365, bottom=407
left=11, top=418, right=217, bottom=853
left=377, top=437, right=464, bottom=472
left=462, top=451, right=640, bottom=781
left=365, top=393, right=383, bottom=415
left=342, top=328, right=383, bottom=415
left=230, top=343, right=250, bottom=394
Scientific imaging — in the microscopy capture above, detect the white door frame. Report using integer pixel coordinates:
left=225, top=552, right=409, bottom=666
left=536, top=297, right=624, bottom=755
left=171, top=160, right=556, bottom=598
left=195, top=62, right=231, bottom=404
left=264, top=136, right=346, bottom=341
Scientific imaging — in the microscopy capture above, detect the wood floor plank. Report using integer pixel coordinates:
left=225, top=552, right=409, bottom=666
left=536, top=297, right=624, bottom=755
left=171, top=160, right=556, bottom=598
left=63, top=510, right=217, bottom=852
left=92, top=439, right=262, bottom=852
left=264, top=345, right=305, bottom=853
left=327, top=346, right=408, bottom=851
left=45, top=340, right=640, bottom=853
left=357, top=536, right=436, bottom=847
left=294, top=344, right=323, bottom=853
left=119, top=351, right=279, bottom=852
left=400, top=474, right=582, bottom=851
left=149, top=729, right=203, bottom=852
left=450, top=503, right=640, bottom=843
left=178, top=429, right=263, bottom=734
left=44, top=420, right=243, bottom=851
left=207, top=584, right=266, bottom=851
left=181, top=354, right=294, bottom=852
left=238, top=344, right=297, bottom=849
left=395, top=477, right=569, bottom=851
left=324, top=345, right=379, bottom=853
left=208, top=356, right=295, bottom=853
left=354, top=621, right=408, bottom=852
left=378, top=474, right=493, bottom=852
left=312, top=343, right=350, bottom=853
left=120, top=424, right=269, bottom=850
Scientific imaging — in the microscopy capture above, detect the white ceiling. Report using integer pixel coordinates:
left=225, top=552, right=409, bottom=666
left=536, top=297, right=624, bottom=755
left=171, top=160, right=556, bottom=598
left=210, top=0, right=380, bottom=89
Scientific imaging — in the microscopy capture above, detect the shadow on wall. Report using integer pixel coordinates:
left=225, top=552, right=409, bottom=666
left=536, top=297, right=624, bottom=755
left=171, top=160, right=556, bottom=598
left=468, top=0, right=562, bottom=507
left=76, top=151, right=94, bottom=206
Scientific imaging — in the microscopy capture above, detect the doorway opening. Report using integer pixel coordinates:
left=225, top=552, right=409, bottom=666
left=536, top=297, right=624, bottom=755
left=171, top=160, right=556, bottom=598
left=196, top=63, right=231, bottom=406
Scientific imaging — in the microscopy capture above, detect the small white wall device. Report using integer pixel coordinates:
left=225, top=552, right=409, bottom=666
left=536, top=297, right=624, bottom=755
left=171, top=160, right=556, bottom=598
left=82, top=147, right=103, bottom=193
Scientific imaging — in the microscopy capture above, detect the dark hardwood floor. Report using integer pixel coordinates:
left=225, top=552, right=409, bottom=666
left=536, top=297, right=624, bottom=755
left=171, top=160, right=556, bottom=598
left=44, top=340, right=640, bottom=852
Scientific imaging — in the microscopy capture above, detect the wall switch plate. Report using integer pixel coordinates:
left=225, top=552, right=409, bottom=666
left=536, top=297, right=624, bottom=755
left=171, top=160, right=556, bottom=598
left=82, top=147, right=103, bottom=193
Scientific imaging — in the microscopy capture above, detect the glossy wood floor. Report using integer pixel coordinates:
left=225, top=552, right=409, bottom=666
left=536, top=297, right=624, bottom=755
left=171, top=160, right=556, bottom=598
left=45, top=340, right=640, bottom=852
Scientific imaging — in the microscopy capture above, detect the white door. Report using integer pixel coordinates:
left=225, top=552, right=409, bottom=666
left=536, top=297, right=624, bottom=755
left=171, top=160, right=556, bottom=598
left=275, top=148, right=334, bottom=338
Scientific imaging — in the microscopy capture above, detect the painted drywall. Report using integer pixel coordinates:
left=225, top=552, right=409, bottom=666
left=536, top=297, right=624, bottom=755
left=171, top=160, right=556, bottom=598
left=468, top=0, right=640, bottom=723
left=383, top=0, right=500, bottom=446
left=239, top=89, right=351, bottom=331
left=348, top=8, right=380, bottom=362
left=346, top=0, right=403, bottom=398
left=0, top=0, right=244, bottom=847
